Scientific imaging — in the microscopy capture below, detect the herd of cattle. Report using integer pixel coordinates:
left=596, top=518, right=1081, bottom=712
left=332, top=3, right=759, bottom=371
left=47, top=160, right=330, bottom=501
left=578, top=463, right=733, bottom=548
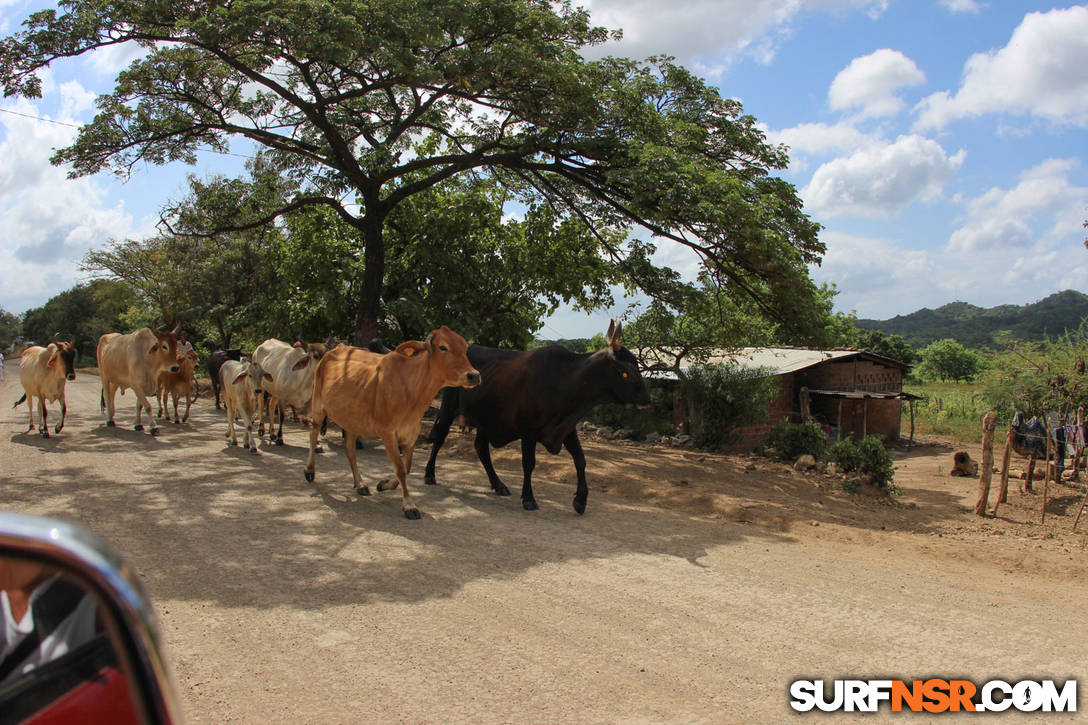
left=11, top=322, right=650, bottom=519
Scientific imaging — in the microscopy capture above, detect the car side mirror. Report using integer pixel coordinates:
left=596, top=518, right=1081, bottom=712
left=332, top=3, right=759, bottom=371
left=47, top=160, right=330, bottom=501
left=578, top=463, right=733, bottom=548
left=0, top=512, right=182, bottom=724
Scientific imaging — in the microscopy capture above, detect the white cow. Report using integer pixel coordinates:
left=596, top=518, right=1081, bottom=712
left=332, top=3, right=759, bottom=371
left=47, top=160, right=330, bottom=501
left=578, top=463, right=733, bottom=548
left=220, top=359, right=271, bottom=453
left=14, top=341, right=77, bottom=438
left=251, top=339, right=327, bottom=445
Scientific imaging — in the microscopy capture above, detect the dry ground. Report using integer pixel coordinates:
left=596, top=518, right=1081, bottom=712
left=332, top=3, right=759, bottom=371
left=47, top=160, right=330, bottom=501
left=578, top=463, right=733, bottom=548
left=2, top=364, right=1087, bottom=723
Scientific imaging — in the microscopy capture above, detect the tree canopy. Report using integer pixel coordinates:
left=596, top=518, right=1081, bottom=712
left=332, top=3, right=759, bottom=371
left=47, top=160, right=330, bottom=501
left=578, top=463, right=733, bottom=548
left=1, top=0, right=824, bottom=345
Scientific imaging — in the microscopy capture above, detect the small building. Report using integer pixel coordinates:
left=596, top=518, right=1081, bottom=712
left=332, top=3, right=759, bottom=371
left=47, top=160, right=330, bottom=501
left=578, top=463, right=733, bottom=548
left=648, top=347, right=917, bottom=450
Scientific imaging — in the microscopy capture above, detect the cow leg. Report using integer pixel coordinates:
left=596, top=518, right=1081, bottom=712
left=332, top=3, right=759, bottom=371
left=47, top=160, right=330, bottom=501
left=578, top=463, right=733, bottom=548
left=474, top=431, right=511, bottom=496
left=564, top=432, right=590, bottom=515
left=24, top=395, right=34, bottom=432
left=225, top=400, right=238, bottom=446
left=274, top=401, right=285, bottom=446
left=104, top=383, right=118, bottom=427
left=55, top=395, right=67, bottom=435
left=183, top=392, right=192, bottom=423
left=520, top=438, right=539, bottom=510
left=343, top=433, right=371, bottom=496
left=423, top=392, right=458, bottom=486
left=38, top=397, right=50, bottom=438
left=172, top=392, right=180, bottom=423
left=156, top=389, right=164, bottom=418
left=244, top=411, right=257, bottom=453
left=381, top=432, right=419, bottom=519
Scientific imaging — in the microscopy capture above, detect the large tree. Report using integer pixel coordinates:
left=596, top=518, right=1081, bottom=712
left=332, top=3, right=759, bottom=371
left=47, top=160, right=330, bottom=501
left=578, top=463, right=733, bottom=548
left=1, top=0, right=823, bottom=343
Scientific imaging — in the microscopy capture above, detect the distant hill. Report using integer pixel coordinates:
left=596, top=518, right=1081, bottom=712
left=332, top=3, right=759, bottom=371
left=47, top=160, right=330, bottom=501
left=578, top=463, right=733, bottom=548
left=856, top=290, right=1088, bottom=349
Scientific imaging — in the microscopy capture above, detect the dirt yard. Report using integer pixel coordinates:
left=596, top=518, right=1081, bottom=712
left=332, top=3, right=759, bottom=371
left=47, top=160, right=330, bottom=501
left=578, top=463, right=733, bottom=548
left=3, top=364, right=1087, bottom=722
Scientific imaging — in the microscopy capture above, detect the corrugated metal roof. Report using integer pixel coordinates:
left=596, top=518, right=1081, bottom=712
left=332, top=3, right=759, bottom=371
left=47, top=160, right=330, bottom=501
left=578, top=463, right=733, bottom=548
left=643, top=347, right=908, bottom=380
left=702, top=347, right=861, bottom=375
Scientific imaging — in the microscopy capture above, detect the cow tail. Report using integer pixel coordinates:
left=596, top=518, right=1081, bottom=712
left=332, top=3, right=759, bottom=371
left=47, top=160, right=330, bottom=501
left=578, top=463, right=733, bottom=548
left=13, top=393, right=26, bottom=409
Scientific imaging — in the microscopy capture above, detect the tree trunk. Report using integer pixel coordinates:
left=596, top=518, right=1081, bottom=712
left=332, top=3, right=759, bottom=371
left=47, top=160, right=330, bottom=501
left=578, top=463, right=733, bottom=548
left=353, top=212, right=385, bottom=346
left=974, top=411, right=997, bottom=516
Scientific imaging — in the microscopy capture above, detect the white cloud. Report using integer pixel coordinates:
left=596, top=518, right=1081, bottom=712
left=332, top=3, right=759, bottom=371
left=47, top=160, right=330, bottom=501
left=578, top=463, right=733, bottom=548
left=828, top=49, right=925, bottom=118
left=947, top=158, right=1088, bottom=253
left=0, top=99, right=134, bottom=314
left=579, top=0, right=890, bottom=71
left=765, top=121, right=877, bottom=158
left=802, top=135, right=965, bottom=218
left=915, top=6, right=1088, bottom=130
left=938, top=0, right=983, bottom=14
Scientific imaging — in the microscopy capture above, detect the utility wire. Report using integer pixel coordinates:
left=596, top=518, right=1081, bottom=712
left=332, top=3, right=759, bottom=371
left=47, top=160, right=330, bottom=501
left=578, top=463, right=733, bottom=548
left=0, top=107, right=258, bottom=159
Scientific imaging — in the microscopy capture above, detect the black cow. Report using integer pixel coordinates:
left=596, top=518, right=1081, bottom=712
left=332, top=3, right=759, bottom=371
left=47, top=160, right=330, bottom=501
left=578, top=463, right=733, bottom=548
left=423, top=321, right=650, bottom=514
left=207, top=348, right=243, bottom=409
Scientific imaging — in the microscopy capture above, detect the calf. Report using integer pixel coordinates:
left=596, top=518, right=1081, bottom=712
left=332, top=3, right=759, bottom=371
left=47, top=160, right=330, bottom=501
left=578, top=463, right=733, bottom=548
left=220, top=359, right=271, bottom=453
left=304, top=327, right=480, bottom=519
left=157, top=349, right=200, bottom=423
left=207, top=348, right=243, bottom=409
left=13, top=342, right=77, bottom=438
left=424, top=321, right=650, bottom=514
left=97, top=327, right=181, bottom=435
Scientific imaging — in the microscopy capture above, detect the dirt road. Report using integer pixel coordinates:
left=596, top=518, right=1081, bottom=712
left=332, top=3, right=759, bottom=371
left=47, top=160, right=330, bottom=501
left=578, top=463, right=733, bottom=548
left=3, top=365, right=1087, bottom=722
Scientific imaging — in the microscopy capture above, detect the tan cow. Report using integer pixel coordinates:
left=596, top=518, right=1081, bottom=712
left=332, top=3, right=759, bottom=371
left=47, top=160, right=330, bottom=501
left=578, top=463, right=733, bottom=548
left=252, top=339, right=328, bottom=446
left=220, top=359, right=272, bottom=453
left=304, top=326, right=480, bottom=519
left=97, top=327, right=181, bottom=435
left=13, top=341, right=77, bottom=438
left=156, top=349, right=200, bottom=423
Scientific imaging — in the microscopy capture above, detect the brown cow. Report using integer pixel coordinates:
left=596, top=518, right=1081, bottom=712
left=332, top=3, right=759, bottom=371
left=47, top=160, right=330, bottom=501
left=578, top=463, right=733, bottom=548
left=13, top=341, right=77, bottom=438
left=156, top=349, right=200, bottom=423
left=304, top=326, right=480, bottom=519
left=97, top=327, right=180, bottom=435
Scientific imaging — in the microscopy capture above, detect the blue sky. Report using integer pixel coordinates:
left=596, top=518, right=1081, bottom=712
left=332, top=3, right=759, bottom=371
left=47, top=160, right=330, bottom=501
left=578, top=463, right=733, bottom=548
left=1, top=1, right=1086, bottom=341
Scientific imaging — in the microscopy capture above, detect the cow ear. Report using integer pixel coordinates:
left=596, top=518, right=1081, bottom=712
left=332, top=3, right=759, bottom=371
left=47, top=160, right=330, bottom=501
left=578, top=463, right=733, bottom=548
left=233, top=373, right=247, bottom=385
left=47, top=344, right=58, bottom=366
left=394, top=341, right=426, bottom=357
left=608, top=321, right=622, bottom=351
left=292, top=356, right=310, bottom=371
left=292, top=341, right=303, bottom=348
left=263, top=372, right=274, bottom=382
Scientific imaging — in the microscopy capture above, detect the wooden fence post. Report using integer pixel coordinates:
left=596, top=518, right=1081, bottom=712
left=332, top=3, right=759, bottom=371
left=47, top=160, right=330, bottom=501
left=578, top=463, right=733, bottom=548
left=992, top=422, right=1014, bottom=516
left=975, top=411, right=997, bottom=516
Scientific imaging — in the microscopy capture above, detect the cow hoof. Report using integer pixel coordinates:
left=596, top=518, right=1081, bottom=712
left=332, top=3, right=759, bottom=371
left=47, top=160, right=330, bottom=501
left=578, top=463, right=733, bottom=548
left=522, top=499, right=539, bottom=511
left=493, top=484, right=512, bottom=496
left=573, top=497, right=587, bottom=515
left=150, top=428, right=160, bottom=436
left=355, top=439, right=364, bottom=450
left=404, top=508, right=422, bottom=520
left=304, top=470, right=314, bottom=482
left=315, top=445, right=324, bottom=454
left=134, top=424, right=144, bottom=431
left=230, top=439, right=238, bottom=446
left=172, top=419, right=179, bottom=424
left=250, top=447, right=259, bottom=455
left=54, top=425, right=63, bottom=434
left=356, top=486, right=371, bottom=497
left=424, top=474, right=436, bottom=486
left=275, top=438, right=284, bottom=447
left=106, top=420, right=116, bottom=427
left=377, top=479, right=401, bottom=492
left=41, top=431, right=50, bottom=439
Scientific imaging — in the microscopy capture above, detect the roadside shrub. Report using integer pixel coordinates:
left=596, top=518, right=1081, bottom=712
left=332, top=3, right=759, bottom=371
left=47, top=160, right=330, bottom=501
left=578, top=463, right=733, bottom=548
left=678, top=363, right=778, bottom=449
left=766, top=419, right=828, bottom=461
left=830, top=436, right=895, bottom=488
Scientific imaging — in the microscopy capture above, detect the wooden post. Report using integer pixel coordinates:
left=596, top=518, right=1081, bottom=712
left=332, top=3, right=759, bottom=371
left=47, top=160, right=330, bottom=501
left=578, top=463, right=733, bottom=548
left=909, top=398, right=915, bottom=447
left=993, top=422, right=1014, bottom=514
left=1074, top=489, right=1088, bottom=532
left=975, top=411, right=997, bottom=516
left=836, top=399, right=843, bottom=442
left=862, top=397, right=869, bottom=438
left=1042, top=420, right=1052, bottom=524
left=799, top=387, right=811, bottom=422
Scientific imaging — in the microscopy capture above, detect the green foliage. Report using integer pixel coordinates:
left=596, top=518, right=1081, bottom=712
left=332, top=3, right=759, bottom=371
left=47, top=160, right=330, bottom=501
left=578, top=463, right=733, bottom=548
left=0, top=0, right=824, bottom=343
left=916, top=338, right=982, bottom=382
left=979, top=323, right=1088, bottom=420
left=19, top=280, right=141, bottom=359
left=677, top=364, right=779, bottom=448
left=766, top=419, right=829, bottom=461
left=589, top=383, right=674, bottom=441
left=903, top=382, right=990, bottom=442
left=829, top=436, right=895, bottom=488
left=0, top=308, right=19, bottom=349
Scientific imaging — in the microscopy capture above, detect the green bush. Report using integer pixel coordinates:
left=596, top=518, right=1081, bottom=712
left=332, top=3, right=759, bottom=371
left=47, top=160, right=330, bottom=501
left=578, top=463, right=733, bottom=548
left=678, top=363, right=779, bottom=449
left=829, top=435, right=895, bottom=488
left=766, top=419, right=828, bottom=461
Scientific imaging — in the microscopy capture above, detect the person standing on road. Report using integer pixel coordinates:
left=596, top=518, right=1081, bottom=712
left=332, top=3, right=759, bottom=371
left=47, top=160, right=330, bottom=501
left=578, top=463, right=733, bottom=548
left=0, top=350, right=5, bottom=381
